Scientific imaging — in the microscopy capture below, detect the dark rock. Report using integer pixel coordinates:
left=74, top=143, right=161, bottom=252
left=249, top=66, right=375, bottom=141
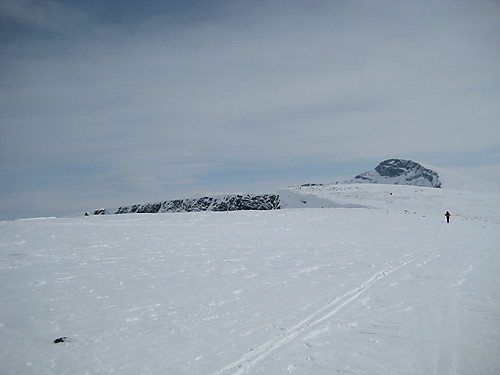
left=93, top=194, right=281, bottom=215
left=92, top=208, right=109, bottom=215
left=349, top=159, right=442, bottom=188
left=300, top=183, right=323, bottom=187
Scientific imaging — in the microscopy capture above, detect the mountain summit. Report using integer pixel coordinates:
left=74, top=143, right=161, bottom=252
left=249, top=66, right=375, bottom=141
left=346, top=159, right=442, bottom=188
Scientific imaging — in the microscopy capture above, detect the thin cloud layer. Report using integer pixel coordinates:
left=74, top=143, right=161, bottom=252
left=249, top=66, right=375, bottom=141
left=1, top=0, right=499, bottom=219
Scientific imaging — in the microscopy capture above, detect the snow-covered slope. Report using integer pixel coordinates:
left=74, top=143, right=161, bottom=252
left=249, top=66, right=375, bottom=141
left=341, top=158, right=500, bottom=192
left=279, top=182, right=500, bottom=220
left=422, top=162, right=500, bottom=193
left=280, top=158, right=499, bottom=210
left=1, top=182, right=499, bottom=375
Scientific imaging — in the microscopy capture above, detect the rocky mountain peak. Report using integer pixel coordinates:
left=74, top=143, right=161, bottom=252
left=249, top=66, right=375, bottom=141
left=349, top=158, right=442, bottom=188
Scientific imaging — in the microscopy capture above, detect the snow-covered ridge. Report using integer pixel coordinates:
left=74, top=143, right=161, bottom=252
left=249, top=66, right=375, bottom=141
left=342, top=158, right=498, bottom=192
left=89, top=158, right=498, bottom=215
left=279, top=158, right=499, bottom=211
left=345, top=159, right=442, bottom=188
left=92, top=194, right=280, bottom=215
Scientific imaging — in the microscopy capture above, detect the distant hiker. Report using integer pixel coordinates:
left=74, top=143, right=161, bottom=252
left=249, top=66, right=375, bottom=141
left=445, top=211, right=451, bottom=223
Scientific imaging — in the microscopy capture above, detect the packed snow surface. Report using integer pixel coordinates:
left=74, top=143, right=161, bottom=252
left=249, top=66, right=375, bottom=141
left=1, top=184, right=499, bottom=375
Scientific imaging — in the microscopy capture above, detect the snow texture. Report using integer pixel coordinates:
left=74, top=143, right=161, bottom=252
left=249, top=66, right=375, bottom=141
left=1, top=178, right=499, bottom=374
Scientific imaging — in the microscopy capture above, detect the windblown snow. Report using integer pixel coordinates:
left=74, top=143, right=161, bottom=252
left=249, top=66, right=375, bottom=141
left=1, top=181, right=499, bottom=374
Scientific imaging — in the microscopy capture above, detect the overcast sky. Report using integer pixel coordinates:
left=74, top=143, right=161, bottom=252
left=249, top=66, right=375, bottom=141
left=1, top=0, right=499, bottom=220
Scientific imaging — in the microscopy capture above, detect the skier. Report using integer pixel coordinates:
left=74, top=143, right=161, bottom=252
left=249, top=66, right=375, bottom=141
left=445, top=211, right=451, bottom=223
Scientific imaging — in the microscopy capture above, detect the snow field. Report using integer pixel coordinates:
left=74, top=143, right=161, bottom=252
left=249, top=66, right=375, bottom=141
left=0, top=185, right=499, bottom=374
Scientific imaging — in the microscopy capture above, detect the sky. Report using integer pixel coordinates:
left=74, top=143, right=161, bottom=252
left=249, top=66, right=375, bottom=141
left=1, top=0, right=499, bottom=220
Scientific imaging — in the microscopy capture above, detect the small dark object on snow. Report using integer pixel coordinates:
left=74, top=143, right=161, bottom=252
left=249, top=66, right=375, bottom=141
left=53, top=337, right=68, bottom=344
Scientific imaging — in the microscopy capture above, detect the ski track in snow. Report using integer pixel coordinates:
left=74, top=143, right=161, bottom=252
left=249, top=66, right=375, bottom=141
left=213, top=247, right=437, bottom=375
left=1, top=182, right=499, bottom=375
left=213, top=219, right=454, bottom=375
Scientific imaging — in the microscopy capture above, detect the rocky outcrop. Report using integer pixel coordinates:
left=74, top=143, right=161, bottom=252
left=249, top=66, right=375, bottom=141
left=93, top=194, right=280, bottom=215
left=347, top=159, right=442, bottom=188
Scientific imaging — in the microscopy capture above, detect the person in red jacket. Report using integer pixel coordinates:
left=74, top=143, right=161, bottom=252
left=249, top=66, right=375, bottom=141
left=445, top=211, right=451, bottom=223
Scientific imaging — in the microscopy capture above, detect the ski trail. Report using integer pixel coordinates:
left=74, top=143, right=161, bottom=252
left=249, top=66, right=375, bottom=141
left=433, top=220, right=466, bottom=375
left=212, top=249, right=434, bottom=375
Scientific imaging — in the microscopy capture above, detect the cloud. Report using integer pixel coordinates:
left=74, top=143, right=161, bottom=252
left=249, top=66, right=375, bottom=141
left=0, top=0, right=85, bottom=31
left=0, top=0, right=499, bottom=219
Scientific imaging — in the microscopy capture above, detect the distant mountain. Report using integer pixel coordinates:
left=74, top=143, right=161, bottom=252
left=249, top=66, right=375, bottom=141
left=92, top=194, right=280, bottom=215
left=345, top=159, right=442, bottom=188
left=89, top=158, right=496, bottom=216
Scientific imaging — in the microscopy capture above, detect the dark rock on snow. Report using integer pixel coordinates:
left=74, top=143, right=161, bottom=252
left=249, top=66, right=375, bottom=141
left=350, top=159, right=442, bottom=188
left=93, top=194, right=281, bottom=215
